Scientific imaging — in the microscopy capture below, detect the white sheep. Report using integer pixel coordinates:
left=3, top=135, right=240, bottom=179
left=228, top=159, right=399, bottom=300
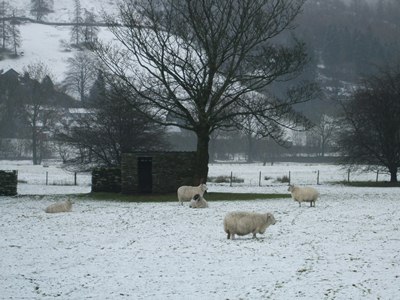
left=223, top=211, right=276, bottom=240
left=45, top=199, right=73, bottom=213
left=177, top=183, right=207, bottom=205
left=189, top=194, right=209, bottom=208
left=288, top=184, right=319, bottom=207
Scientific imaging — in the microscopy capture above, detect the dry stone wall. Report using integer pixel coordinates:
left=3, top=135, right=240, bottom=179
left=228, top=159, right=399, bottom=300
left=0, top=170, right=18, bottom=196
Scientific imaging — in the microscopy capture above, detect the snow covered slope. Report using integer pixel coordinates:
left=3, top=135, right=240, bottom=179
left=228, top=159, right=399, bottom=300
left=0, top=0, right=116, bottom=82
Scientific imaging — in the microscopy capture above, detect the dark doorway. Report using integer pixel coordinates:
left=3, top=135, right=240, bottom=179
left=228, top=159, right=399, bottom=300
left=138, top=157, right=152, bottom=193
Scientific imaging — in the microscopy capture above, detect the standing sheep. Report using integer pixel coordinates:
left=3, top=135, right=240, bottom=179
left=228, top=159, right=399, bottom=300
left=189, top=194, right=208, bottom=208
left=223, top=211, right=276, bottom=240
left=288, top=185, right=319, bottom=207
left=177, top=183, right=207, bottom=205
left=45, top=199, right=73, bottom=213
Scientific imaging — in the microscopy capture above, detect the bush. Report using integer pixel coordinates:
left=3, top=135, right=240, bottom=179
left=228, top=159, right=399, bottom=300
left=276, top=175, right=290, bottom=183
left=208, top=175, right=244, bottom=183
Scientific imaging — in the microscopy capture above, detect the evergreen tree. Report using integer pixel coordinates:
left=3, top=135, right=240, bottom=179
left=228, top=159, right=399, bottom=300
left=70, top=0, right=83, bottom=46
left=9, top=10, right=21, bottom=56
left=87, top=70, right=106, bottom=106
left=82, top=9, right=99, bottom=46
left=0, top=1, right=10, bottom=50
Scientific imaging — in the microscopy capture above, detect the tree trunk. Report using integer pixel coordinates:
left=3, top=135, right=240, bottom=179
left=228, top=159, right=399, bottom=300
left=389, top=166, right=398, bottom=182
left=195, top=128, right=210, bottom=185
left=32, top=129, right=38, bottom=165
left=247, top=134, right=253, bottom=163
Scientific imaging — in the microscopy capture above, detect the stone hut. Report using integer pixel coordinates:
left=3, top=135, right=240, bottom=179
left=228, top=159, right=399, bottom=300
left=121, top=152, right=197, bottom=194
left=92, top=151, right=197, bottom=194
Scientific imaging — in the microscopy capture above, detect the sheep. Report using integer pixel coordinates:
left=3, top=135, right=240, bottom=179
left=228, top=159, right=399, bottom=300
left=177, top=183, right=207, bottom=205
left=288, top=184, right=319, bottom=207
left=45, top=199, right=73, bottom=213
left=223, top=211, right=276, bottom=240
left=189, top=194, right=209, bottom=208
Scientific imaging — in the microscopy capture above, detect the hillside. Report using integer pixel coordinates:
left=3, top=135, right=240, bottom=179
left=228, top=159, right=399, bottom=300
left=1, top=0, right=399, bottom=109
left=0, top=0, right=116, bottom=82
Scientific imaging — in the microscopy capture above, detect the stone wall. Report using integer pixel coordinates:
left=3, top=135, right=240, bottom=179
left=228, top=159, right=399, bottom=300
left=92, top=168, right=121, bottom=193
left=121, top=152, right=197, bottom=194
left=0, top=170, right=18, bottom=196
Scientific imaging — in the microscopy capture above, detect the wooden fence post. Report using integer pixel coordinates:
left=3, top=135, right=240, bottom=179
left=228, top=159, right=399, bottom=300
left=317, top=170, right=320, bottom=185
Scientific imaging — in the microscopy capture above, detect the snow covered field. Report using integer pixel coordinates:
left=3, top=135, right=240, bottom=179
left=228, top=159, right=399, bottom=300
left=1, top=161, right=400, bottom=299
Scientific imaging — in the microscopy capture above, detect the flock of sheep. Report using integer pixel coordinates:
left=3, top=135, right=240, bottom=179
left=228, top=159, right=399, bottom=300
left=44, top=182, right=319, bottom=240
left=177, top=183, right=320, bottom=240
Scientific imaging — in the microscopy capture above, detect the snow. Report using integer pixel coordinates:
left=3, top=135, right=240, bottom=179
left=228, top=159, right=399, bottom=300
left=0, top=1, right=117, bottom=82
left=1, top=160, right=400, bottom=299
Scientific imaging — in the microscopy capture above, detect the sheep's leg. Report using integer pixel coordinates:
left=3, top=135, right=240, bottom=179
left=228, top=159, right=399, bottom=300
left=227, top=231, right=231, bottom=239
left=298, top=201, right=301, bottom=207
left=252, top=233, right=257, bottom=239
left=231, top=234, right=236, bottom=240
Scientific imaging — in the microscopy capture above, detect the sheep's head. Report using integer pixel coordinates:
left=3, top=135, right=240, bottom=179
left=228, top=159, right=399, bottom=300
left=192, top=194, right=201, bottom=201
left=200, top=184, right=208, bottom=193
left=267, top=213, right=276, bottom=225
left=287, top=185, right=295, bottom=192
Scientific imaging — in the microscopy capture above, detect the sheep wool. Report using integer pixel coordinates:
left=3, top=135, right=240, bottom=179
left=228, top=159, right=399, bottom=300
left=223, top=211, right=276, bottom=240
left=288, top=185, right=319, bottom=207
left=45, top=199, right=73, bottom=213
left=177, top=183, right=207, bottom=205
left=189, top=194, right=209, bottom=208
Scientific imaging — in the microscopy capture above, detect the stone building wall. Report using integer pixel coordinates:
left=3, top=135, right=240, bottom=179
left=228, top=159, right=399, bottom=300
left=0, top=170, right=18, bottom=196
left=121, top=152, right=197, bottom=194
left=91, top=168, right=121, bottom=193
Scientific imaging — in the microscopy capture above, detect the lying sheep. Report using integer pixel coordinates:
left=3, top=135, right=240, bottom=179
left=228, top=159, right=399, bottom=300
left=45, top=199, right=73, bottom=213
left=288, top=184, right=319, bottom=207
left=223, top=211, right=276, bottom=240
left=177, top=183, right=207, bottom=205
left=189, top=194, right=208, bottom=208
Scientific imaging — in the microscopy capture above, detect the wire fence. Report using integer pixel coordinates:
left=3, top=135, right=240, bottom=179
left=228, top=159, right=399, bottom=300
left=208, top=163, right=392, bottom=187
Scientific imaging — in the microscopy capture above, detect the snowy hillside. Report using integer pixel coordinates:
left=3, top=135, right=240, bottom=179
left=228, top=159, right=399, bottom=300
left=12, top=0, right=116, bottom=23
left=0, top=0, right=117, bottom=82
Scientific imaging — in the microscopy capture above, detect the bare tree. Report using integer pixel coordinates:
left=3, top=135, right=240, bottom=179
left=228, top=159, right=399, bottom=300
left=95, top=0, right=316, bottom=182
left=63, top=51, right=97, bottom=103
left=20, top=62, right=58, bottom=165
left=56, top=81, right=168, bottom=169
left=311, top=114, right=337, bottom=157
left=337, top=67, right=400, bottom=182
left=30, top=0, right=53, bottom=21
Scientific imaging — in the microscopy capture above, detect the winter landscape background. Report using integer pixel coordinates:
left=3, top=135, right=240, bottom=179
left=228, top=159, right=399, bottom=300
left=1, top=0, right=400, bottom=299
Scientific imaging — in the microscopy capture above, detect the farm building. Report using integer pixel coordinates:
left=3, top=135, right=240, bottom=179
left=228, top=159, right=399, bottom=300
left=92, top=152, right=197, bottom=194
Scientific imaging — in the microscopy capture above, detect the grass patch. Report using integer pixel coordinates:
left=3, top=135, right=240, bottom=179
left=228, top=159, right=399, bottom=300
left=335, top=181, right=400, bottom=187
left=76, top=192, right=291, bottom=202
left=208, top=176, right=244, bottom=183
